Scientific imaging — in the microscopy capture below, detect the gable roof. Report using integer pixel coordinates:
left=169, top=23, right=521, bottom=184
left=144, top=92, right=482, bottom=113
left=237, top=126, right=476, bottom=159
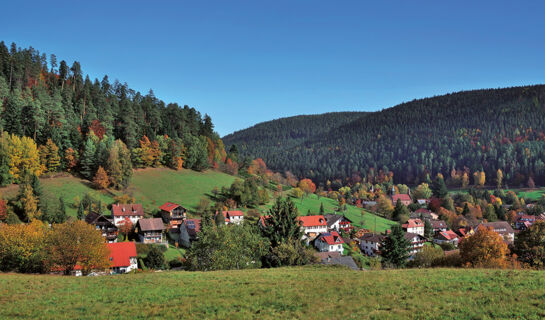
left=478, top=221, right=514, bottom=235
left=85, top=212, right=115, bottom=227
left=392, top=194, right=411, bottom=202
left=316, top=253, right=358, bottom=270
left=430, top=220, right=447, bottom=229
left=159, top=202, right=183, bottom=212
left=324, top=214, right=344, bottom=228
left=107, top=242, right=137, bottom=268
left=112, top=204, right=144, bottom=217
left=402, top=219, right=424, bottom=229
left=404, top=232, right=425, bottom=242
left=318, top=231, right=344, bottom=245
left=360, top=233, right=385, bottom=243
left=437, top=230, right=459, bottom=241
left=298, top=215, right=327, bottom=227
left=137, top=218, right=165, bottom=232
left=223, top=211, right=244, bottom=218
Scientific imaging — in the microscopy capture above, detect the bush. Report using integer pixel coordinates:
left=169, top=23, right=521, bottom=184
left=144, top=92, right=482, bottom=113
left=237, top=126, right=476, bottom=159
left=168, top=258, right=183, bottom=269
left=143, top=245, right=166, bottom=270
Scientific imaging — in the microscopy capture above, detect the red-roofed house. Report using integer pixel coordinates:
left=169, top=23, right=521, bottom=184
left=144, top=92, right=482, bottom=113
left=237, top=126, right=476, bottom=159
left=221, top=211, right=244, bottom=225
left=402, top=219, right=425, bottom=236
left=107, top=242, right=138, bottom=274
left=515, top=215, right=536, bottom=230
left=297, top=215, right=328, bottom=237
left=434, top=230, right=459, bottom=246
left=391, top=194, right=412, bottom=206
left=315, top=231, right=345, bottom=254
left=112, top=204, right=144, bottom=227
left=160, top=202, right=187, bottom=229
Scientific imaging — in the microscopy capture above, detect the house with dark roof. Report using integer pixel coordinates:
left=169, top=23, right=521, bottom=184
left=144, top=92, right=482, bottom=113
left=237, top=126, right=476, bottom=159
left=85, top=211, right=118, bottom=243
left=324, top=214, right=353, bottom=232
left=430, top=220, right=448, bottom=233
left=405, top=232, right=426, bottom=255
left=359, top=233, right=385, bottom=256
left=185, top=218, right=201, bottom=240
left=315, top=231, right=345, bottom=254
left=135, top=218, right=165, bottom=244
left=477, top=221, right=515, bottom=243
left=159, top=202, right=187, bottom=229
left=112, top=204, right=144, bottom=227
left=107, top=242, right=138, bottom=273
left=315, top=252, right=359, bottom=270
left=433, top=230, right=459, bottom=246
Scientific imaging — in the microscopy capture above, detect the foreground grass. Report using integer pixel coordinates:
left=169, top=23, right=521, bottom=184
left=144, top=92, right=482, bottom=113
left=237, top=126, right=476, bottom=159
left=1, top=267, right=544, bottom=319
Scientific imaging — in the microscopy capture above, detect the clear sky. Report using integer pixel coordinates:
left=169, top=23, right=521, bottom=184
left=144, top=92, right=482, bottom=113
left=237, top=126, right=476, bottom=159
left=2, top=1, right=545, bottom=136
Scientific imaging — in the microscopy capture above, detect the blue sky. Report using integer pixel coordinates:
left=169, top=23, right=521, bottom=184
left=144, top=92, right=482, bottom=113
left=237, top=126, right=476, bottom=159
left=2, top=1, right=545, bottom=136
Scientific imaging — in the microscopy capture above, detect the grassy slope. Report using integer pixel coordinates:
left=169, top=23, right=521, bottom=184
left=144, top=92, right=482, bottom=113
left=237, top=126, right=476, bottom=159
left=1, top=267, right=544, bottom=319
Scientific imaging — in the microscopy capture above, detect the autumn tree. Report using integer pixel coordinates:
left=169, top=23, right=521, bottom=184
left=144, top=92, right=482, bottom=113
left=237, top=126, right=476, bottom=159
left=63, top=147, right=77, bottom=172
left=118, top=217, right=133, bottom=240
left=290, top=187, right=304, bottom=200
left=528, top=176, right=536, bottom=189
left=16, top=184, right=40, bottom=222
left=459, top=226, right=510, bottom=268
left=461, top=172, right=469, bottom=188
left=298, top=179, right=316, bottom=197
left=514, top=221, right=545, bottom=268
left=496, top=169, right=503, bottom=189
left=376, top=194, right=394, bottom=218
left=1, top=132, right=42, bottom=182
left=0, top=220, right=48, bottom=273
left=413, top=183, right=432, bottom=199
left=45, top=220, right=110, bottom=275
left=0, top=196, right=7, bottom=221
left=92, top=166, right=109, bottom=189
left=40, top=139, right=61, bottom=172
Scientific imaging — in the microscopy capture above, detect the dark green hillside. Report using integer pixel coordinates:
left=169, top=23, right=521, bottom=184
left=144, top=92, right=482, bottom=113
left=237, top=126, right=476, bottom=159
left=225, top=85, right=545, bottom=186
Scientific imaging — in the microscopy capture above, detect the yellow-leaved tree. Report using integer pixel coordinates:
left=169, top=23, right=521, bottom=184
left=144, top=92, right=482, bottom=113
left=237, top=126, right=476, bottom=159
left=1, top=132, right=42, bottom=182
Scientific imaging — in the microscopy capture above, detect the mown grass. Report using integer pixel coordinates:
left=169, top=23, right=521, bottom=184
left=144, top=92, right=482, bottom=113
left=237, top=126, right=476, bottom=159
left=1, top=267, right=544, bottom=319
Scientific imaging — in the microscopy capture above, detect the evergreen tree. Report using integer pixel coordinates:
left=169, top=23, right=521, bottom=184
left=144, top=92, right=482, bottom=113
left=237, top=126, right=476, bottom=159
left=80, top=137, right=97, bottom=179
left=431, top=176, right=448, bottom=198
left=381, top=224, right=410, bottom=268
left=56, top=197, right=67, bottom=223
left=143, top=245, right=165, bottom=270
left=462, top=203, right=470, bottom=216
left=424, top=219, right=433, bottom=240
left=261, top=197, right=302, bottom=247
left=77, top=202, right=85, bottom=220
left=319, top=202, right=325, bottom=214
left=215, top=211, right=226, bottom=227
left=392, top=199, right=409, bottom=222
left=178, top=221, right=192, bottom=249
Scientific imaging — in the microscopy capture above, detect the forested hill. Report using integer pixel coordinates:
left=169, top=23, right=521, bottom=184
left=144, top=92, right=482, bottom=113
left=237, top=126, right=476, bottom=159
left=224, top=85, right=545, bottom=187
left=224, top=112, right=366, bottom=154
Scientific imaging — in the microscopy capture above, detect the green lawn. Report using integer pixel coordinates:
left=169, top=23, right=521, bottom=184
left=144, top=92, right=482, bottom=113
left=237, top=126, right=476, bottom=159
left=0, top=168, right=238, bottom=217
left=1, top=267, right=544, bottom=319
left=263, top=194, right=396, bottom=232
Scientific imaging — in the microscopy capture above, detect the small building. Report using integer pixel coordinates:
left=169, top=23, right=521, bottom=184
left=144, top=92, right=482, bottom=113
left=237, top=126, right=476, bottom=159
left=430, top=220, right=448, bottom=233
left=185, top=218, right=202, bottom=241
left=411, top=208, right=438, bottom=220
left=402, top=219, right=425, bottom=236
left=433, top=230, right=459, bottom=247
left=135, top=218, right=165, bottom=244
left=359, top=233, right=385, bottom=256
left=107, top=242, right=138, bottom=274
left=221, top=211, right=244, bottom=225
left=85, top=211, right=118, bottom=243
left=477, top=221, right=515, bottom=244
left=315, top=231, right=345, bottom=254
left=159, top=202, right=187, bottom=229
left=112, top=204, right=144, bottom=227
left=315, top=252, right=358, bottom=270
left=515, top=215, right=536, bottom=230
left=391, top=194, right=412, bottom=206
left=297, top=215, right=328, bottom=238
left=325, top=214, right=353, bottom=233
left=405, top=232, right=426, bottom=256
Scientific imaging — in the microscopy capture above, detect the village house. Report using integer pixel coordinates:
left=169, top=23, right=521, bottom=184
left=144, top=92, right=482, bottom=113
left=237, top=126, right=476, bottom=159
left=135, top=218, right=165, bottom=244
left=391, top=194, right=412, bottom=206
left=515, top=215, right=536, bottom=230
left=325, top=214, right=352, bottom=233
left=433, top=230, right=459, bottom=247
left=112, top=204, right=144, bottom=227
left=221, top=211, right=244, bottom=224
left=402, top=219, right=425, bottom=236
left=185, top=218, right=202, bottom=241
left=359, top=233, right=385, bottom=256
left=477, top=221, right=515, bottom=244
left=297, top=215, right=328, bottom=238
left=84, top=211, right=118, bottom=243
left=159, top=202, right=187, bottom=229
left=405, top=232, right=426, bottom=256
left=410, top=208, right=438, bottom=220
left=430, top=220, right=448, bottom=233
left=314, top=231, right=345, bottom=254
left=107, top=242, right=138, bottom=274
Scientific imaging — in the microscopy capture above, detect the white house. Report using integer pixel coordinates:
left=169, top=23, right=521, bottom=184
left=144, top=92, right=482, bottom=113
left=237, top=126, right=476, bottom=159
left=112, top=204, right=144, bottom=227
left=107, top=242, right=138, bottom=274
left=325, top=214, right=352, bottom=232
left=315, top=231, right=345, bottom=254
left=402, top=219, right=425, bottom=236
left=404, top=232, right=426, bottom=256
left=433, top=230, right=459, bottom=247
left=297, top=215, right=328, bottom=237
left=222, top=211, right=244, bottom=225
left=359, top=233, right=385, bottom=256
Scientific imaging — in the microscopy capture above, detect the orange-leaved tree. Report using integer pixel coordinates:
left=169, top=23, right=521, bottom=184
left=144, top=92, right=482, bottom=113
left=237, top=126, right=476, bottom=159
left=298, top=178, right=316, bottom=197
left=45, top=220, right=110, bottom=275
left=93, top=166, right=110, bottom=189
left=459, top=225, right=512, bottom=268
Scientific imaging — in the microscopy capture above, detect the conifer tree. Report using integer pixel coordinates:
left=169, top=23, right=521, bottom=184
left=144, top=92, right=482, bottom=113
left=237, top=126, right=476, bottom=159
left=381, top=224, right=410, bottom=268
left=424, top=219, right=433, bottom=240
left=80, top=137, right=97, bottom=179
left=431, top=175, right=448, bottom=198
left=77, top=202, right=85, bottom=220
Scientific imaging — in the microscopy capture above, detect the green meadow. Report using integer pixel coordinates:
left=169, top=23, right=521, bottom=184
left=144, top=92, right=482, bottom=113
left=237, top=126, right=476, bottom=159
left=1, top=267, right=544, bottom=319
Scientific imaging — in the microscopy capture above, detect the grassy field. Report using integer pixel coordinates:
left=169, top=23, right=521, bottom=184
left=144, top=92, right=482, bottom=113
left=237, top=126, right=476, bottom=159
left=1, top=267, right=544, bottom=319
left=0, top=168, right=238, bottom=216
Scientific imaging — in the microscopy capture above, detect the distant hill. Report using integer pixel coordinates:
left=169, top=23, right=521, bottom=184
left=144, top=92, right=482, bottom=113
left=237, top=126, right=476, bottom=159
left=224, top=85, right=545, bottom=186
